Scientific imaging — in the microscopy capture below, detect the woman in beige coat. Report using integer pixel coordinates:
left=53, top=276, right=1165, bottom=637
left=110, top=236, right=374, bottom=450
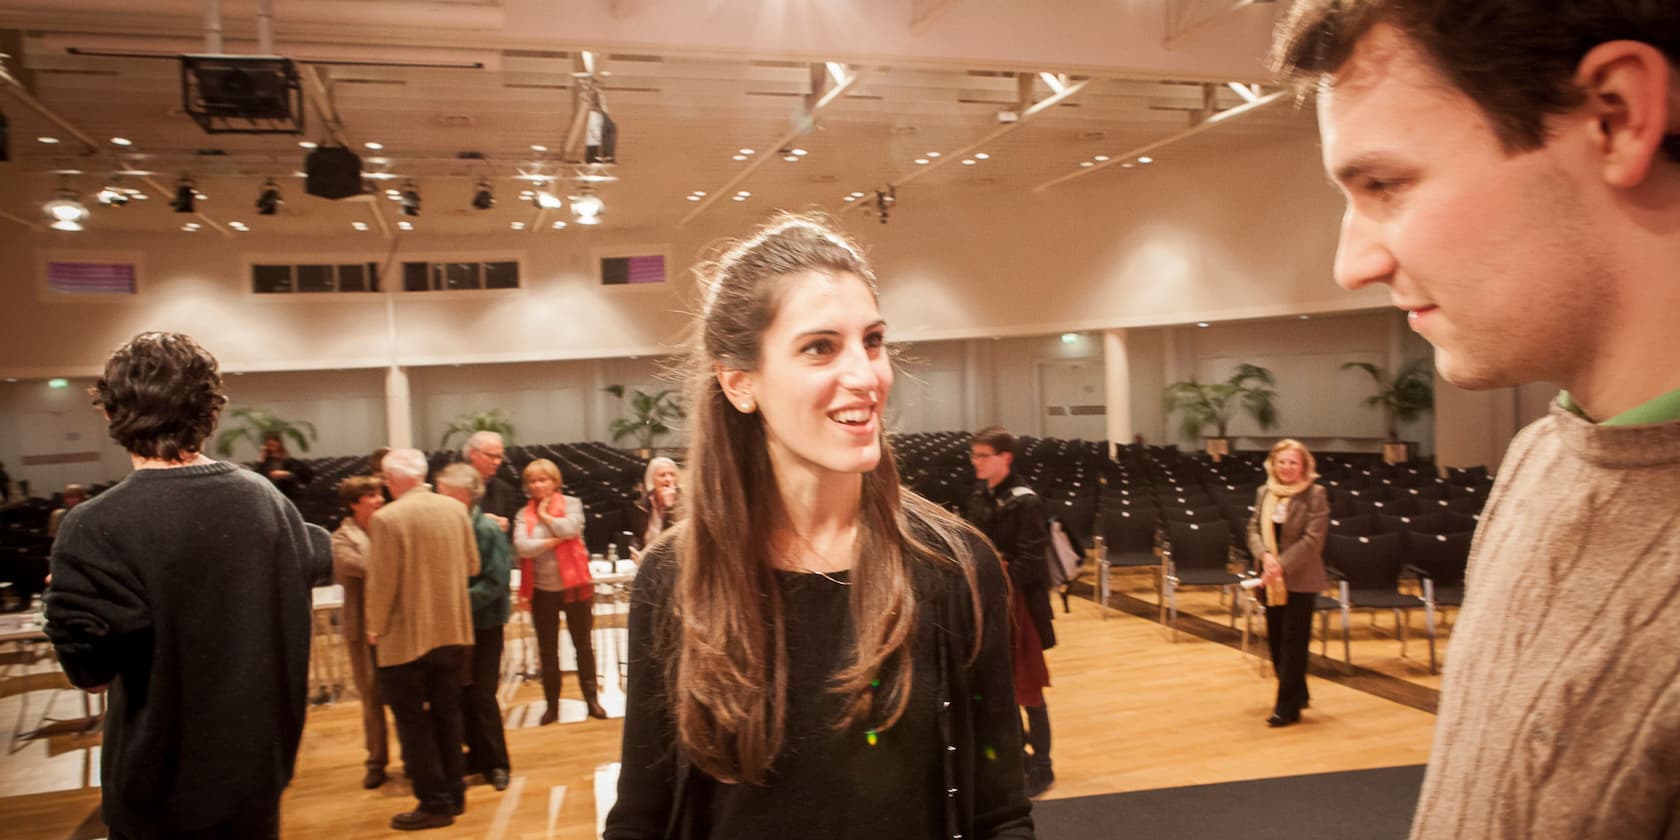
left=1246, top=439, right=1329, bottom=728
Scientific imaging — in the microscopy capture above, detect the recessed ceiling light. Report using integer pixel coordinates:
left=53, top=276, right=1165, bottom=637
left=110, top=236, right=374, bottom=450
left=352, top=221, right=369, bottom=231
left=110, top=137, right=133, bottom=146
left=1122, top=162, right=1136, bottom=169
left=843, top=196, right=856, bottom=202
left=364, top=141, right=384, bottom=150
left=229, top=222, right=248, bottom=231
left=397, top=220, right=413, bottom=230
left=1138, top=156, right=1154, bottom=164
left=687, top=195, right=702, bottom=201
left=37, top=136, right=60, bottom=144
left=1079, top=161, right=1094, bottom=168
left=691, top=190, right=707, bottom=196
left=1093, top=155, right=1110, bottom=162
left=731, top=195, right=747, bottom=201
left=850, top=191, right=865, bottom=197
left=782, top=154, right=798, bottom=162
left=736, top=190, right=751, bottom=197
left=1197, top=322, right=1210, bottom=328
left=518, top=190, right=534, bottom=198
left=530, top=144, right=548, bottom=152
left=738, top=148, right=755, bottom=155
left=926, top=152, right=941, bottom=158
left=961, top=159, right=976, bottom=165
left=790, top=148, right=808, bottom=156
left=510, top=221, right=525, bottom=230
left=1299, top=314, right=1311, bottom=320
left=974, top=153, right=990, bottom=160
left=914, top=158, right=929, bottom=165
left=732, top=154, right=748, bottom=161
left=299, top=141, right=318, bottom=149
left=551, top=220, right=567, bottom=229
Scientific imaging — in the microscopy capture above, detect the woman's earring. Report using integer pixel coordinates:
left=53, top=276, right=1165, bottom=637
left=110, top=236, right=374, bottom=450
left=738, top=399, right=755, bottom=413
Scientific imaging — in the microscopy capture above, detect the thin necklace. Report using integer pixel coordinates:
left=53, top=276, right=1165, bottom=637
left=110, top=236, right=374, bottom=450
left=778, top=528, right=855, bottom=586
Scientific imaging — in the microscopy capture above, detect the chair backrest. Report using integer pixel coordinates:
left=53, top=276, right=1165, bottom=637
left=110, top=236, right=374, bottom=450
left=1326, top=532, right=1405, bottom=589
left=1329, top=513, right=1377, bottom=537
left=1166, top=521, right=1231, bottom=572
left=1162, top=504, right=1223, bottom=523
left=1409, top=530, right=1472, bottom=588
left=1102, top=508, right=1159, bottom=553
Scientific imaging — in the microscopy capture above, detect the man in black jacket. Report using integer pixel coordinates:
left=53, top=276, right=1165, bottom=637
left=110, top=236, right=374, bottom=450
left=963, top=425, right=1056, bottom=798
left=463, top=430, right=519, bottom=533
left=44, top=332, right=332, bottom=839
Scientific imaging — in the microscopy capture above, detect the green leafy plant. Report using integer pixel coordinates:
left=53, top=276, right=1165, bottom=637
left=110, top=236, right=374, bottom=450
left=214, top=407, right=318, bottom=458
left=440, top=408, right=517, bottom=449
left=1343, top=358, right=1435, bottom=441
left=604, top=385, right=685, bottom=451
left=1162, top=363, right=1280, bottom=441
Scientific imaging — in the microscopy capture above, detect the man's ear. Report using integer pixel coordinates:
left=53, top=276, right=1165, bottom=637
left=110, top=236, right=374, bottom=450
left=1575, top=40, right=1676, bottom=188
left=715, top=364, right=757, bottom=413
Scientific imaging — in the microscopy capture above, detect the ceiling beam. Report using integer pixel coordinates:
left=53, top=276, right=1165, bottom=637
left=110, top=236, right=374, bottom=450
left=679, top=61, right=860, bottom=226
left=844, top=71, right=1090, bottom=216
left=1031, top=89, right=1285, bottom=191
left=910, top=0, right=962, bottom=35
left=1164, top=0, right=1268, bottom=51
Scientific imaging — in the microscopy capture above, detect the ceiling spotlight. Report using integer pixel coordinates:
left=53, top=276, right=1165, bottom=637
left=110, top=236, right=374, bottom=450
left=533, top=190, right=563, bottom=210
left=228, top=221, right=249, bottom=231
left=510, top=221, right=526, bottom=230
left=298, top=140, right=318, bottom=149
left=738, top=148, right=755, bottom=155
left=96, top=179, right=131, bottom=207
left=38, top=136, right=60, bottom=144
left=530, top=144, right=548, bottom=152
left=171, top=177, right=196, bottom=213
left=43, top=180, right=89, bottom=232
left=926, top=152, right=941, bottom=158
left=551, top=220, right=567, bottom=229
left=686, top=195, right=702, bottom=201
left=570, top=189, right=604, bottom=221
left=364, top=141, right=384, bottom=150
left=974, top=153, right=990, bottom=160
left=849, top=191, right=865, bottom=198
left=1079, top=161, right=1094, bottom=168
left=731, top=195, right=747, bottom=201
left=352, top=221, right=369, bottom=231
left=790, top=148, right=808, bottom=157
left=399, top=181, right=420, bottom=217
left=1138, top=156, right=1154, bottom=164
left=471, top=180, right=495, bottom=210
left=782, top=154, right=799, bottom=162
left=732, top=154, right=748, bottom=161
left=397, top=220, right=413, bottom=231
left=255, top=178, right=283, bottom=215
left=1093, top=155, right=1110, bottom=162
left=110, top=136, right=133, bottom=147
left=913, top=158, right=929, bottom=165
left=961, top=159, right=976, bottom=165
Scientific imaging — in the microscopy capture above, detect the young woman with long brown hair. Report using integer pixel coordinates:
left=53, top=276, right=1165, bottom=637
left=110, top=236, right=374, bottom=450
left=604, top=215, right=1033, bottom=840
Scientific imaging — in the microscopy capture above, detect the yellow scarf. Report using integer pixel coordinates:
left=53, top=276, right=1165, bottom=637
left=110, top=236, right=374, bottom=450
left=1257, top=461, right=1318, bottom=605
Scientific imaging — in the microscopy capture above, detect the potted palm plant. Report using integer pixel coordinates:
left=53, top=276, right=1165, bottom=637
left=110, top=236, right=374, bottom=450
left=214, top=407, right=318, bottom=458
left=440, top=408, right=517, bottom=449
left=1162, top=363, right=1279, bottom=461
left=1343, top=358, right=1435, bottom=464
left=604, top=385, right=685, bottom=457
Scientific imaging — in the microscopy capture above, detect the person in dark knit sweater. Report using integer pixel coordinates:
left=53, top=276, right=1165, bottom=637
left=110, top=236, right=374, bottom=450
left=43, top=332, right=332, bottom=840
left=604, top=216, right=1032, bottom=840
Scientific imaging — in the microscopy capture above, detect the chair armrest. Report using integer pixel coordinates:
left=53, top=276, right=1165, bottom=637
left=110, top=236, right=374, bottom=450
left=1325, top=565, right=1347, bottom=581
left=1403, top=563, right=1431, bottom=580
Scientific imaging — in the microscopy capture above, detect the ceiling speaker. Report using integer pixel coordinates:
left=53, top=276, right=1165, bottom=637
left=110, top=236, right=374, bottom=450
left=305, top=146, right=363, bottom=200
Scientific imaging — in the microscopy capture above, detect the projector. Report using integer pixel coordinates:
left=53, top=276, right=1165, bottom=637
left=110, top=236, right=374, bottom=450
left=180, top=55, right=303, bottom=135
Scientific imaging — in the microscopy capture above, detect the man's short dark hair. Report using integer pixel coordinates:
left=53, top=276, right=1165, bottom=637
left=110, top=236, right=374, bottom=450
left=971, top=425, right=1016, bottom=455
left=1270, top=0, right=1680, bottom=162
left=91, top=332, right=227, bottom=461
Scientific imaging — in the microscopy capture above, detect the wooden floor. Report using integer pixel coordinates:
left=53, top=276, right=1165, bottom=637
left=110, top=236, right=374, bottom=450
left=0, top=583, right=1439, bottom=839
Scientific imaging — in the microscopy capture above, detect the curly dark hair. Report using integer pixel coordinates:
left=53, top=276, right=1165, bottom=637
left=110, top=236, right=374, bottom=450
left=91, top=332, right=228, bottom=461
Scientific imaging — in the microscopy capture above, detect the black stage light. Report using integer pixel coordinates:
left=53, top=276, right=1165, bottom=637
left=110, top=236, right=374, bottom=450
left=399, top=182, right=420, bottom=217
left=470, top=181, right=494, bottom=210
left=171, top=179, right=196, bottom=213
left=0, top=107, right=9, bottom=163
left=255, top=179, right=282, bottom=215
left=585, top=108, right=616, bottom=164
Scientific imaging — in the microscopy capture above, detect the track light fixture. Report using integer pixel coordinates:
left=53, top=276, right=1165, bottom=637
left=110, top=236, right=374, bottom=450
left=171, top=177, right=196, bottom=213
left=870, top=185, right=896, bottom=225
left=470, top=180, right=494, bottom=210
left=43, top=177, right=89, bottom=232
left=255, top=178, right=283, bottom=215
left=570, top=188, right=603, bottom=225
left=399, top=181, right=420, bottom=217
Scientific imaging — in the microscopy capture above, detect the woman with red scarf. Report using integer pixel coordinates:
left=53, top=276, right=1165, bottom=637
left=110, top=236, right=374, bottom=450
left=513, top=458, right=606, bottom=724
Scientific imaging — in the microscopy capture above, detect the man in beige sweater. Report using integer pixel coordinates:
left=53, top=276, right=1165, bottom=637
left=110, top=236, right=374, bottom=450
left=366, top=448, right=480, bottom=831
left=1271, top=2, right=1680, bottom=837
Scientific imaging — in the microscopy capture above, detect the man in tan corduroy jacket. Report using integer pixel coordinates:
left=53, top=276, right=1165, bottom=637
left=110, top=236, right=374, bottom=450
left=366, top=448, right=480, bottom=832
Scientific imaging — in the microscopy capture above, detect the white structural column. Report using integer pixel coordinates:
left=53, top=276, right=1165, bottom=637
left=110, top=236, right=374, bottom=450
left=962, top=339, right=992, bottom=432
left=384, top=365, right=413, bottom=448
left=1103, top=329, right=1135, bottom=451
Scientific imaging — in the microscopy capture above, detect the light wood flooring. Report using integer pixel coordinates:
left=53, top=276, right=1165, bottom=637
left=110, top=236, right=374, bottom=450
left=0, top=579, right=1439, bottom=839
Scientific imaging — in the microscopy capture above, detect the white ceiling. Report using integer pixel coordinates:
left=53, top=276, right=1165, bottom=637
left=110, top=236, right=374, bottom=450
left=0, top=0, right=1313, bottom=239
